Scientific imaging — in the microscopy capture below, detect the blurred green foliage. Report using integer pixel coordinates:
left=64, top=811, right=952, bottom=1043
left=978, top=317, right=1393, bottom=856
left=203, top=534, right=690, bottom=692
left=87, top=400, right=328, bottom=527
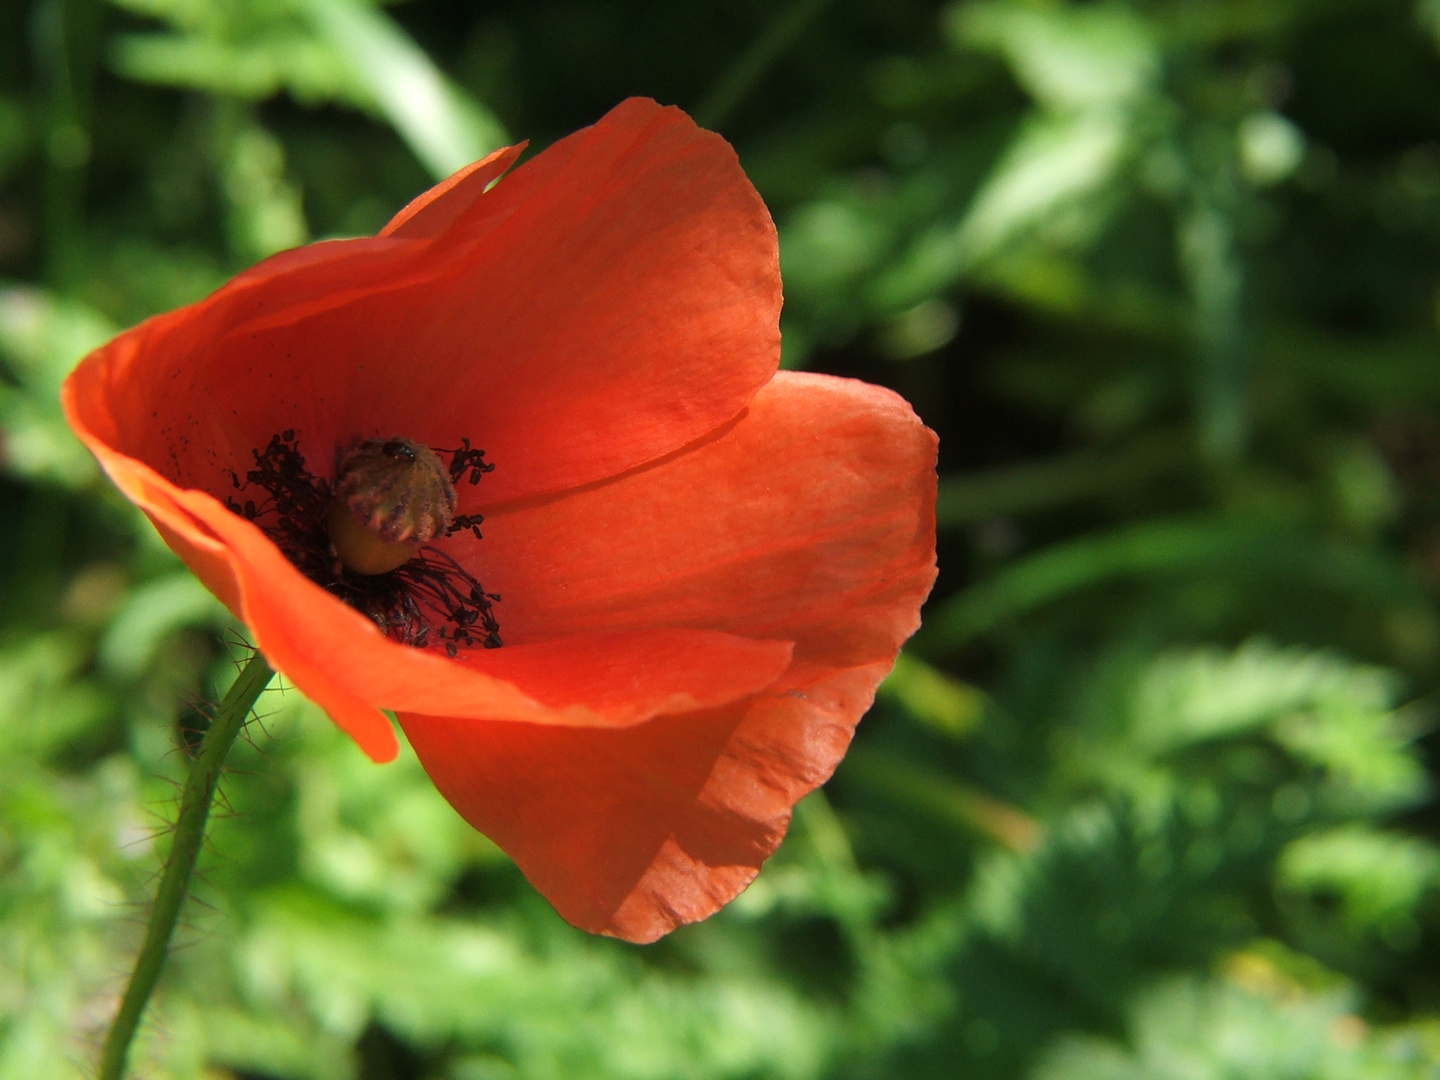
left=7, top=0, right=1440, bottom=1076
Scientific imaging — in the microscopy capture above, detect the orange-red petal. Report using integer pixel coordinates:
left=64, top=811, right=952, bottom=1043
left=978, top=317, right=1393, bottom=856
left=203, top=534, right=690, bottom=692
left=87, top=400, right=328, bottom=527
left=378, top=143, right=527, bottom=240
left=400, top=372, right=937, bottom=940
left=468, top=371, right=937, bottom=658
left=67, top=97, right=780, bottom=511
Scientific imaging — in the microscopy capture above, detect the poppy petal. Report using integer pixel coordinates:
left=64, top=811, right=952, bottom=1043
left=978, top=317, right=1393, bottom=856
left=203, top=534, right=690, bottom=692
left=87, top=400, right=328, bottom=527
left=399, top=656, right=907, bottom=944
left=470, top=370, right=938, bottom=659
left=174, top=477, right=791, bottom=720
left=61, top=427, right=404, bottom=757
left=210, top=95, right=781, bottom=502
left=379, top=142, right=527, bottom=240
left=399, top=371, right=937, bottom=940
left=68, top=97, right=780, bottom=519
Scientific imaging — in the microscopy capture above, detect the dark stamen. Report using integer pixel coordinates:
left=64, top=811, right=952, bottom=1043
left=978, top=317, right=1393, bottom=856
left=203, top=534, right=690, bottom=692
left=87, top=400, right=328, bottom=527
left=226, top=431, right=501, bottom=652
left=440, top=437, right=495, bottom=486
left=446, top=512, right=486, bottom=540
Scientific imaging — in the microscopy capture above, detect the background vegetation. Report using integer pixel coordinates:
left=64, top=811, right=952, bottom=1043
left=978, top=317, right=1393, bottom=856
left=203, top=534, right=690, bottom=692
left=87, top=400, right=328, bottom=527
left=5, top=0, right=1440, bottom=1076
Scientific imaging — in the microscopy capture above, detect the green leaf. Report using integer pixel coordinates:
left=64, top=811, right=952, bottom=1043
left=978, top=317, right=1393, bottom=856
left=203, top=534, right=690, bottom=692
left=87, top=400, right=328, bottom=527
left=948, top=2, right=1160, bottom=110
left=877, top=652, right=985, bottom=739
left=917, top=517, right=1427, bottom=650
left=300, top=0, right=509, bottom=178
left=1279, top=826, right=1440, bottom=935
left=99, top=572, right=229, bottom=676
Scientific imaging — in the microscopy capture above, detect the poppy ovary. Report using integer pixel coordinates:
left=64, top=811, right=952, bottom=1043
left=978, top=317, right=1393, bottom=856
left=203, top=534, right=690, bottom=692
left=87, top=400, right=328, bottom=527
left=327, top=437, right=459, bottom=575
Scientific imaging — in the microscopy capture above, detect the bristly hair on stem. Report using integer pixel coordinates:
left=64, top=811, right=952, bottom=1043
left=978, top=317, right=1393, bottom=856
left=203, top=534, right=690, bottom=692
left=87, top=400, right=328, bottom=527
left=98, top=651, right=275, bottom=1080
left=225, top=431, right=502, bottom=655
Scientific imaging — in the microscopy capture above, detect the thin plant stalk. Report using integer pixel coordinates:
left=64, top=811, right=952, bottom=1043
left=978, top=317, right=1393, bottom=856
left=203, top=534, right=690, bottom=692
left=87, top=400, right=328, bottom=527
left=693, top=0, right=836, bottom=130
left=98, top=651, right=275, bottom=1080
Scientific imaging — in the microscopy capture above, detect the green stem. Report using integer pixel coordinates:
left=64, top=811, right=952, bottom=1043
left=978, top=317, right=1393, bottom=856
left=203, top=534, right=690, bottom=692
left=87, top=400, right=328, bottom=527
left=693, top=0, right=835, bottom=130
left=98, top=652, right=274, bottom=1080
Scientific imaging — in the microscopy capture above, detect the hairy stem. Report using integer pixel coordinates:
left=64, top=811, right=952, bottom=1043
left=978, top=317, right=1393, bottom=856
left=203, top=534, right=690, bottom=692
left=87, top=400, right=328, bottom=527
left=98, top=651, right=275, bottom=1080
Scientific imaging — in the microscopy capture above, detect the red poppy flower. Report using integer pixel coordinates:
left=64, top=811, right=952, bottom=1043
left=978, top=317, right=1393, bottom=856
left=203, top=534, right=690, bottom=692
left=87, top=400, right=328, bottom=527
left=62, top=98, right=937, bottom=942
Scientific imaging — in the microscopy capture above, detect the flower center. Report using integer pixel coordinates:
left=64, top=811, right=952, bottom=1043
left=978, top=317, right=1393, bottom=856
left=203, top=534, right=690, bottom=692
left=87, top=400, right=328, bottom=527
left=225, top=431, right=501, bottom=653
left=327, top=437, right=458, bottom=575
